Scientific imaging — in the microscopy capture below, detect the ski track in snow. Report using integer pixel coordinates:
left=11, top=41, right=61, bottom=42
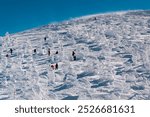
left=0, top=10, right=150, bottom=100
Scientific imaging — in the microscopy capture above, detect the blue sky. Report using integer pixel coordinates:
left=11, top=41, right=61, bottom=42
left=0, top=0, right=150, bottom=36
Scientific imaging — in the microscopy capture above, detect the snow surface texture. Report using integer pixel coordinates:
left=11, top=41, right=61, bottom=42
left=0, top=10, right=150, bottom=100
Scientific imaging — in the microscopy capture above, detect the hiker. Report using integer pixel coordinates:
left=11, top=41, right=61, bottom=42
left=72, top=51, right=76, bottom=61
left=10, top=48, right=13, bottom=55
left=72, top=51, right=75, bottom=56
left=48, top=48, right=50, bottom=56
left=33, top=49, right=36, bottom=54
left=73, top=55, right=76, bottom=61
left=44, top=37, right=47, bottom=42
left=51, top=64, right=55, bottom=70
left=55, top=51, right=58, bottom=54
left=55, top=63, right=58, bottom=70
left=6, top=54, right=9, bottom=58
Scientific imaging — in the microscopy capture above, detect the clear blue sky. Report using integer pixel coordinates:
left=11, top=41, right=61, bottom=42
left=0, top=0, right=150, bottom=36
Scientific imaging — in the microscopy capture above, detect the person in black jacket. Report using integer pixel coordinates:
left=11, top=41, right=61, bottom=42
left=72, top=51, right=76, bottom=61
left=33, top=49, right=36, bottom=54
left=73, top=55, right=76, bottom=61
left=44, top=37, right=47, bottom=42
left=55, top=63, right=58, bottom=70
left=48, top=48, right=50, bottom=56
left=6, top=54, right=9, bottom=58
left=10, top=48, right=13, bottom=55
left=55, top=51, right=58, bottom=54
left=72, top=51, right=75, bottom=56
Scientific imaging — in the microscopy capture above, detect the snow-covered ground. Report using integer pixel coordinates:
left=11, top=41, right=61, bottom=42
left=0, top=10, right=150, bottom=100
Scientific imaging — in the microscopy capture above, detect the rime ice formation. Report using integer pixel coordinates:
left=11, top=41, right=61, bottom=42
left=0, top=10, right=150, bottom=100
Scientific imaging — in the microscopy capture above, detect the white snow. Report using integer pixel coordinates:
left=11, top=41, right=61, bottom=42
left=0, top=10, right=150, bottom=100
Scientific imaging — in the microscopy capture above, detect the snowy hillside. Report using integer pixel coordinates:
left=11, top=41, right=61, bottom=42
left=0, top=10, right=150, bottom=100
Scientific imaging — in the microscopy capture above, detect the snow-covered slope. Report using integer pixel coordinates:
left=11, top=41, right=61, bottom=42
left=0, top=10, right=150, bottom=100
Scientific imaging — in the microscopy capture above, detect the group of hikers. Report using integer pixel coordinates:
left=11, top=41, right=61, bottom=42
left=5, top=36, right=77, bottom=71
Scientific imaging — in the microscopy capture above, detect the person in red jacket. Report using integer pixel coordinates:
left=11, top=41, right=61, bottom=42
left=51, top=64, right=55, bottom=70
